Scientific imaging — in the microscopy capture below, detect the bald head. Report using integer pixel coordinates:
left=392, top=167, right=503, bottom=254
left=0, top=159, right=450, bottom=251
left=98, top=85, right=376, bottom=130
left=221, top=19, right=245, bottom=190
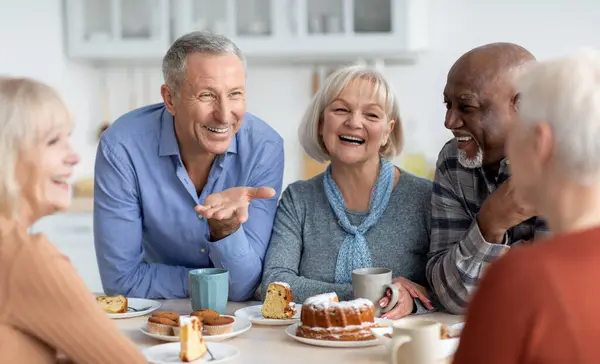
left=449, top=42, right=536, bottom=89
left=443, top=43, right=536, bottom=168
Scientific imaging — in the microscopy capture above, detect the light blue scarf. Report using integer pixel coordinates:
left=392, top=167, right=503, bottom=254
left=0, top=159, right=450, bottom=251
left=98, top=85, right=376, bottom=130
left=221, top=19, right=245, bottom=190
left=324, top=159, right=395, bottom=284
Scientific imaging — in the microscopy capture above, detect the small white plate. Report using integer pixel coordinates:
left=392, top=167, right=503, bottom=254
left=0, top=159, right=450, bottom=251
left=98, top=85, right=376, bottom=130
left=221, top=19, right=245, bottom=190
left=140, top=315, right=252, bottom=342
left=142, top=342, right=239, bottom=364
left=234, top=304, right=302, bottom=326
left=107, top=298, right=162, bottom=319
left=370, top=323, right=462, bottom=359
left=285, top=318, right=392, bottom=348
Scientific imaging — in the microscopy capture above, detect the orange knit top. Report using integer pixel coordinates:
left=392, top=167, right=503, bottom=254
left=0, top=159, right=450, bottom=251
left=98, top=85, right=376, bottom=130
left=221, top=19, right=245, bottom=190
left=0, top=226, right=146, bottom=363
left=453, top=225, right=600, bottom=364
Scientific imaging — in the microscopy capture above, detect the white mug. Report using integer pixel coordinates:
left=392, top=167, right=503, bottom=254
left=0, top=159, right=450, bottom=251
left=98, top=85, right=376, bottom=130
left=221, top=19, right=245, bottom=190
left=352, top=267, right=400, bottom=316
left=390, top=318, right=441, bottom=364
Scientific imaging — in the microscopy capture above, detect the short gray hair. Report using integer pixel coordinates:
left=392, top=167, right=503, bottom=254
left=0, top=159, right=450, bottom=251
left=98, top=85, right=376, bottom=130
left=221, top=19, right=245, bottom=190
left=0, top=77, right=72, bottom=217
left=298, top=65, right=403, bottom=163
left=162, top=31, right=246, bottom=93
left=516, top=47, right=600, bottom=182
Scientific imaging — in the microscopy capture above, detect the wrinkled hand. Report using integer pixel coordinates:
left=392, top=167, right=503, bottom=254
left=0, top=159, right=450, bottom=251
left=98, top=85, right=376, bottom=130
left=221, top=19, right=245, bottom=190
left=195, top=186, right=275, bottom=240
left=195, top=186, right=275, bottom=223
left=478, top=179, right=537, bottom=243
left=378, top=278, right=434, bottom=320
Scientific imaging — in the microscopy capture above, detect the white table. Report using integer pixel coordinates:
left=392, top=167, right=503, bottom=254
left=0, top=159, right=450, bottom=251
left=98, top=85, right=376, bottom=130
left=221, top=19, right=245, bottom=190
left=115, top=299, right=462, bottom=364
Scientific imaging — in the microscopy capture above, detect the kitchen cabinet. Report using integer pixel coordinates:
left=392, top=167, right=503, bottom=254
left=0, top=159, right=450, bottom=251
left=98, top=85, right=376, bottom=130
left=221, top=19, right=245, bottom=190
left=267, top=0, right=427, bottom=63
left=30, top=212, right=103, bottom=293
left=64, top=0, right=429, bottom=63
left=64, top=0, right=171, bottom=60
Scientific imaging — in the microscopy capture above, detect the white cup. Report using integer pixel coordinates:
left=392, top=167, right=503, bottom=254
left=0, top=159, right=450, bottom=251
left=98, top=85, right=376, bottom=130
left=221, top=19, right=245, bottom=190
left=389, top=318, right=441, bottom=364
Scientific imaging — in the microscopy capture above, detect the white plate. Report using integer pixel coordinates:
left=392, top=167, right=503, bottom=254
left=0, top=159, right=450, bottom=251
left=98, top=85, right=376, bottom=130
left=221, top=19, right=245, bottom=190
left=140, top=315, right=252, bottom=342
left=285, top=318, right=392, bottom=348
left=142, top=342, right=239, bottom=364
left=106, top=298, right=162, bottom=319
left=370, top=323, right=462, bottom=359
left=234, top=304, right=301, bottom=326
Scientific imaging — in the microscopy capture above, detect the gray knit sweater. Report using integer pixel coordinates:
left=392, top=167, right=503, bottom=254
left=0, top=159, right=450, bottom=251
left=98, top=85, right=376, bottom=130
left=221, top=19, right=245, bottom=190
left=260, top=169, right=434, bottom=313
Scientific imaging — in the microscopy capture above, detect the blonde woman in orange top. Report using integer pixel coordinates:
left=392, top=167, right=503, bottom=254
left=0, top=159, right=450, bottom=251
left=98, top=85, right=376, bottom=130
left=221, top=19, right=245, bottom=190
left=0, top=77, right=146, bottom=363
left=454, top=49, right=600, bottom=363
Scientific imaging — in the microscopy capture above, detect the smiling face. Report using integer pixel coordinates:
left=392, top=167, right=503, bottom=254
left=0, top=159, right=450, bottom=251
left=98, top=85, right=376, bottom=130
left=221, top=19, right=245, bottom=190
left=442, top=43, right=537, bottom=169
left=162, top=52, right=246, bottom=156
left=319, top=78, right=395, bottom=166
left=16, top=123, right=79, bottom=222
left=0, top=78, right=80, bottom=224
left=443, top=67, right=517, bottom=169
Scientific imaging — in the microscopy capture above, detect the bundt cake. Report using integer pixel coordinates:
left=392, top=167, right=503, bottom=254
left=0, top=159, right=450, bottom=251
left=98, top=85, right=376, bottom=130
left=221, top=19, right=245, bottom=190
left=296, top=292, right=376, bottom=341
left=262, top=282, right=297, bottom=319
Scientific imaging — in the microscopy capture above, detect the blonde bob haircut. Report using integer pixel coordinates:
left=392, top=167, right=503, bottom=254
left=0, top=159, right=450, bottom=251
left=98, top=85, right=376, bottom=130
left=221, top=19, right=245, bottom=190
left=298, top=65, right=403, bottom=163
left=0, top=77, right=73, bottom=217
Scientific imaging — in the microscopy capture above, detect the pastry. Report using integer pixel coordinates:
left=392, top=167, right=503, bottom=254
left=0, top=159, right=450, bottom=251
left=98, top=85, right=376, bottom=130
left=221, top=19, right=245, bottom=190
left=179, top=316, right=207, bottom=362
left=96, top=295, right=128, bottom=314
left=151, top=311, right=180, bottom=322
left=147, top=316, right=178, bottom=336
left=261, top=282, right=296, bottom=319
left=203, top=316, right=235, bottom=335
left=191, top=309, right=220, bottom=322
left=296, top=292, right=376, bottom=341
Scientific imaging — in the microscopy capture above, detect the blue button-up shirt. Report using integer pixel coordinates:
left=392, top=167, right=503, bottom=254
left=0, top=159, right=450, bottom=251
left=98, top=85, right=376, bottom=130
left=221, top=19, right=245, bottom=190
left=93, top=103, right=284, bottom=300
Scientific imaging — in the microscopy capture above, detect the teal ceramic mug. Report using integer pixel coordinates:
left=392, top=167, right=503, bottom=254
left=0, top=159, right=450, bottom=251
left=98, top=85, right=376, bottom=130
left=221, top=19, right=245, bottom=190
left=189, top=268, right=229, bottom=314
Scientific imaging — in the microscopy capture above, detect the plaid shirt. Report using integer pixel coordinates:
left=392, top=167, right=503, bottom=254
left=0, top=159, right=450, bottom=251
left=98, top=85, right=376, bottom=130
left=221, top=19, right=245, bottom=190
left=426, top=139, right=550, bottom=314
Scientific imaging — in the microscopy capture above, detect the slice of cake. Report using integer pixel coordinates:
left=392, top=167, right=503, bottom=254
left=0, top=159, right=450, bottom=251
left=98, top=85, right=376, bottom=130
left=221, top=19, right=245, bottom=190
left=96, top=295, right=128, bottom=314
left=179, top=316, right=207, bottom=362
left=261, top=282, right=297, bottom=319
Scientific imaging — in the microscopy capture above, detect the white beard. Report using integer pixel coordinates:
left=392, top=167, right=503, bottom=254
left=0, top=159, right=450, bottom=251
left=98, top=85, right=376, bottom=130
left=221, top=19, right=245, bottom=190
left=458, top=147, right=483, bottom=169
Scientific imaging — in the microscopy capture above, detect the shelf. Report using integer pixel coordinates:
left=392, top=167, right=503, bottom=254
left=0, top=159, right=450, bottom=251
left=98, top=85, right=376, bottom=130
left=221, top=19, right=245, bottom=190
left=353, top=0, right=392, bottom=33
left=235, top=0, right=273, bottom=37
left=66, top=0, right=170, bottom=60
left=190, top=0, right=229, bottom=34
left=65, top=0, right=429, bottom=64
left=306, top=0, right=345, bottom=35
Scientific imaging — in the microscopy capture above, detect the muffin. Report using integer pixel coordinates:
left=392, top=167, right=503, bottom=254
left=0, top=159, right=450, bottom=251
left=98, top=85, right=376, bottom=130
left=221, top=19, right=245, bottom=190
left=147, top=316, right=178, bottom=336
left=191, top=309, right=220, bottom=322
left=152, top=311, right=180, bottom=321
left=203, top=316, right=235, bottom=335
left=173, top=322, right=180, bottom=337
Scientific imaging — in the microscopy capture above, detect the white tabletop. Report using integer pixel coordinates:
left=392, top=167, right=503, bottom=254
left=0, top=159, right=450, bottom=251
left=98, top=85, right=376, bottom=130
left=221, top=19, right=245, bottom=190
left=115, top=299, right=462, bottom=364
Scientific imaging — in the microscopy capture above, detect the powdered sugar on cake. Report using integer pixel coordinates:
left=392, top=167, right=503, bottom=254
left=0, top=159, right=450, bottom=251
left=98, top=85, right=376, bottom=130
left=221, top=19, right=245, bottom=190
left=304, top=293, right=372, bottom=311
left=337, top=298, right=373, bottom=309
left=296, top=292, right=377, bottom=341
left=303, top=292, right=338, bottom=306
left=178, top=315, right=195, bottom=326
left=306, top=322, right=375, bottom=332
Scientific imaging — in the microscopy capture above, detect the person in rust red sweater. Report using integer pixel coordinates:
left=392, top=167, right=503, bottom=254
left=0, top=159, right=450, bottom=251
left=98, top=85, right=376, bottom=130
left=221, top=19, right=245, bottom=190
left=453, top=48, right=600, bottom=364
left=0, top=77, right=146, bottom=364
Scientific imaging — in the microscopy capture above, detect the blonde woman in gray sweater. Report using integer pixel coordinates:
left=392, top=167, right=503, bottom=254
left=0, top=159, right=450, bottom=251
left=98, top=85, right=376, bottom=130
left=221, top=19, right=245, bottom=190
left=261, top=66, right=435, bottom=319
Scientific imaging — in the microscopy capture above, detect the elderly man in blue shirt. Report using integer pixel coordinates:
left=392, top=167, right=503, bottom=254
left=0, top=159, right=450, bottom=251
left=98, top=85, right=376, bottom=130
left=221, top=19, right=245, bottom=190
left=93, top=31, right=284, bottom=301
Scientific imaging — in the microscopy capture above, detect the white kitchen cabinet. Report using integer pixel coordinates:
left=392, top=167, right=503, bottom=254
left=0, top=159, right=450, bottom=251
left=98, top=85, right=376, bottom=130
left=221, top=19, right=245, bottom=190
left=30, top=212, right=103, bottom=293
left=63, top=0, right=428, bottom=63
left=64, top=0, right=171, bottom=60
left=173, top=0, right=429, bottom=63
